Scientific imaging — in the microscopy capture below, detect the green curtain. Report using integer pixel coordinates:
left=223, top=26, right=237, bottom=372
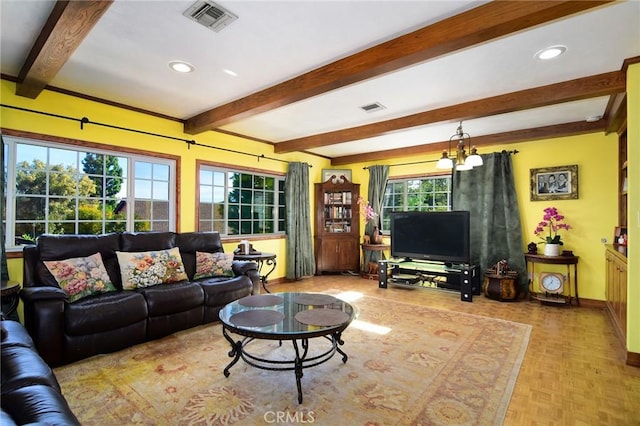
left=452, top=152, right=528, bottom=291
left=1, top=134, right=8, bottom=282
left=364, top=165, right=389, bottom=268
left=285, top=162, right=316, bottom=280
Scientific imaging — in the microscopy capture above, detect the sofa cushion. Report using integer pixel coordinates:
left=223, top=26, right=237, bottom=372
left=64, top=291, right=148, bottom=336
left=0, top=346, right=60, bottom=394
left=117, top=248, right=188, bottom=289
left=0, top=320, right=36, bottom=350
left=199, top=275, right=254, bottom=307
left=176, top=232, right=224, bottom=279
left=34, top=233, right=121, bottom=288
left=44, top=253, right=117, bottom=303
left=120, top=231, right=175, bottom=251
left=1, top=384, right=81, bottom=425
left=137, top=281, right=204, bottom=317
left=194, top=251, right=234, bottom=279
left=0, top=409, right=16, bottom=426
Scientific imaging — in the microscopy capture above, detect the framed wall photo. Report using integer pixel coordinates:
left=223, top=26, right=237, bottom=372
left=614, top=226, right=628, bottom=245
left=322, top=169, right=352, bottom=184
left=530, top=164, right=578, bottom=201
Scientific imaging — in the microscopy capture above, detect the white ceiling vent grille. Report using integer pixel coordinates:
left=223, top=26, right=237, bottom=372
left=183, top=1, right=238, bottom=33
left=360, top=102, right=386, bottom=113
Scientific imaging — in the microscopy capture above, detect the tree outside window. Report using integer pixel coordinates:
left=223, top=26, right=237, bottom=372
left=381, top=175, right=451, bottom=230
left=199, top=167, right=285, bottom=236
left=5, top=138, right=174, bottom=246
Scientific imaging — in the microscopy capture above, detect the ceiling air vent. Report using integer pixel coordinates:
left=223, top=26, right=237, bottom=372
left=183, top=1, right=238, bottom=33
left=360, top=102, right=386, bottom=113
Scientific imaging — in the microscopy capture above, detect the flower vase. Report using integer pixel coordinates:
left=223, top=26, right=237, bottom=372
left=544, top=243, right=561, bottom=257
left=372, top=226, right=383, bottom=244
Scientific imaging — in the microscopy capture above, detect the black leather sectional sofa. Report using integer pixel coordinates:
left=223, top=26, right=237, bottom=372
left=20, top=231, right=260, bottom=367
left=1, top=317, right=80, bottom=425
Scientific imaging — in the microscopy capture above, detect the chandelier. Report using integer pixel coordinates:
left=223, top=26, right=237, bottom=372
left=436, top=122, right=483, bottom=171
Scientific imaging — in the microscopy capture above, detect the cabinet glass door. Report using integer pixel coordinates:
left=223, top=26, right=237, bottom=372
left=323, top=190, right=352, bottom=233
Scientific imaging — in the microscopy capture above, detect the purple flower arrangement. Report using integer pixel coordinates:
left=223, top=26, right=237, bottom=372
left=534, top=206, right=571, bottom=245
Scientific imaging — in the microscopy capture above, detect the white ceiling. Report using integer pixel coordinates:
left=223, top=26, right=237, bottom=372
left=1, top=0, right=638, bottom=161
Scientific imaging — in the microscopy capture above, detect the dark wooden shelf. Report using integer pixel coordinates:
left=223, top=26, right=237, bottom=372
left=531, top=293, right=567, bottom=304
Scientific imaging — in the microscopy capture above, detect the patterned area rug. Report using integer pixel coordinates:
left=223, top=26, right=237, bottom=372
left=54, top=293, right=531, bottom=425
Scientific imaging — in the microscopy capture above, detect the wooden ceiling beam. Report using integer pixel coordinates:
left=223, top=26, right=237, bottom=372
left=330, top=120, right=605, bottom=166
left=184, top=0, right=611, bottom=135
left=16, top=0, right=113, bottom=99
left=604, top=93, right=626, bottom=134
left=275, top=71, right=625, bottom=154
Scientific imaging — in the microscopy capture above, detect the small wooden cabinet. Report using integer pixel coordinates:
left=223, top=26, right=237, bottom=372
left=314, top=177, right=360, bottom=274
left=605, top=245, right=627, bottom=342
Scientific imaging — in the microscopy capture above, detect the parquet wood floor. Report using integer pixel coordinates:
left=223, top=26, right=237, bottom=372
left=268, top=275, right=640, bottom=425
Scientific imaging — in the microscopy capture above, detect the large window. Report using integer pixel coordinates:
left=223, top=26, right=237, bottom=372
left=198, top=166, right=285, bottom=236
left=2, top=136, right=176, bottom=248
left=381, top=175, right=452, bottom=230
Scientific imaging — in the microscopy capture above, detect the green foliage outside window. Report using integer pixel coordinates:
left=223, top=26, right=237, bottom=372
left=381, top=176, right=452, bottom=230
left=12, top=147, right=154, bottom=242
left=199, top=168, right=284, bottom=236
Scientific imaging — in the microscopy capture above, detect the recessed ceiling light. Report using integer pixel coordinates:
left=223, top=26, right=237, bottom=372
left=169, top=61, right=194, bottom=73
left=535, top=45, right=567, bottom=60
left=586, top=115, right=602, bottom=122
left=223, top=69, right=238, bottom=77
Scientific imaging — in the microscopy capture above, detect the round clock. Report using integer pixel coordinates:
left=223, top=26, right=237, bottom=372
left=540, top=272, right=564, bottom=294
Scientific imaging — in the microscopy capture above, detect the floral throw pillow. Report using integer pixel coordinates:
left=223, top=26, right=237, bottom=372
left=194, top=251, right=234, bottom=279
left=117, top=247, right=188, bottom=290
left=44, top=253, right=117, bottom=303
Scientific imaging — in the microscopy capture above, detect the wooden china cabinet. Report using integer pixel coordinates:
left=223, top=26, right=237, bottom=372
left=605, top=126, right=628, bottom=347
left=314, top=177, right=360, bottom=274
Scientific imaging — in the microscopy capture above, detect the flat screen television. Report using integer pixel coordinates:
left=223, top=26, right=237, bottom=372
left=390, top=211, right=470, bottom=265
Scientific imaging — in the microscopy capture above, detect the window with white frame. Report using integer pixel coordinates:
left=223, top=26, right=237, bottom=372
left=198, top=165, right=285, bottom=236
left=2, top=136, right=176, bottom=248
left=381, top=175, right=452, bottom=230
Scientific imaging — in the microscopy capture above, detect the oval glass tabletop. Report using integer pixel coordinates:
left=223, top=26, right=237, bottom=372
left=219, top=292, right=357, bottom=336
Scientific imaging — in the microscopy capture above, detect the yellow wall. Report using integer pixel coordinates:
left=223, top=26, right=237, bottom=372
left=348, top=131, right=618, bottom=301
left=1, top=79, right=331, bottom=288
left=627, top=63, right=639, bottom=354
left=0, top=78, right=622, bottom=306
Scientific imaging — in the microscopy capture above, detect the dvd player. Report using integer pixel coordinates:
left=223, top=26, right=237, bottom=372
left=389, top=275, right=420, bottom=285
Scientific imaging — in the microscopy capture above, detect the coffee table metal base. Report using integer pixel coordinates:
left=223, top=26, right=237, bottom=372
left=222, top=326, right=348, bottom=403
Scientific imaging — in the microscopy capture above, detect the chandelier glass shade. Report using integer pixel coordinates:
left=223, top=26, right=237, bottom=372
left=436, top=122, right=483, bottom=171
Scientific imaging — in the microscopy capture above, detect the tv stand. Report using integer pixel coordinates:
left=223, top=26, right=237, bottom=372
left=378, top=259, right=480, bottom=302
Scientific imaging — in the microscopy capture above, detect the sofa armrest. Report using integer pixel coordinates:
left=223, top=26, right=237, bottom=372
left=232, top=261, right=261, bottom=294
left=20, top=286, right=67, bottom=302
left=232, top=260, right=257, bottom=276
left=19, top=287, right=67, bottom=367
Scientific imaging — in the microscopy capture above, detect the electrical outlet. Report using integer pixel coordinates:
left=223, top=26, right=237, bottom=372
left=601, top=237, right=607, bottom=243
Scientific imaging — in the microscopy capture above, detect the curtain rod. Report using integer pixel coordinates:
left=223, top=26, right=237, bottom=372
left=362, top=149, right=519, bottom=169
left=0, top=104, right=308, bottom=166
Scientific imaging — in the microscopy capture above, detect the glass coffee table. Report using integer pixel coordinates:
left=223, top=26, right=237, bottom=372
left=219, top=292, right=357, bottom=403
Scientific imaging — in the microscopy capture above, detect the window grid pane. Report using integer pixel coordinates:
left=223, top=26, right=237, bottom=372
left=4, top=138, right=175, bottom=246
left=198, top=166, right=285, bottom=237
left=382, top=175, right=452, bottom=230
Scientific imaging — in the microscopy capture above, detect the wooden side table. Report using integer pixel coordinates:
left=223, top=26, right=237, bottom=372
left=524, top=253, right=579, bottom=306
left=1, top=280, right=21, bottom=321
left=233, top=252, right=277, bottom=293
left=360, top=244, right=390, bottom=278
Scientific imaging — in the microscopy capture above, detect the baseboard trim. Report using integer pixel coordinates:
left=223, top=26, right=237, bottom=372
left=626, top=351, right=640, bottom=367
left=576, top=298, right=607, bottom=309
